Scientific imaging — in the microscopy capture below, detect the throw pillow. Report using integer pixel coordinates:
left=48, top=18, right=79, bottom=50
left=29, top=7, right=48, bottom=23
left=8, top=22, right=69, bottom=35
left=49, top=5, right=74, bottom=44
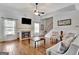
left=57, top=42, right=67, bottom=54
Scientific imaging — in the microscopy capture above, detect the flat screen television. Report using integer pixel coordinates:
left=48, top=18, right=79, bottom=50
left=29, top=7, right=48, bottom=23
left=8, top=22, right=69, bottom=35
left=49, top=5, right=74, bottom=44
left=22, top=18, right=31, bottom=24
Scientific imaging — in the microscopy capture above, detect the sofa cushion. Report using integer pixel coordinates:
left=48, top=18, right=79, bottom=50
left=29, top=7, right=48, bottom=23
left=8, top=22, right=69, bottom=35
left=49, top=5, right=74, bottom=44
left=57, top=42, right=68, bottom=54
left=62, top=37, right=74, bottom=47
left=63, top=33, right=78, bottom=40
left=57, top=36, right=74, bottom=54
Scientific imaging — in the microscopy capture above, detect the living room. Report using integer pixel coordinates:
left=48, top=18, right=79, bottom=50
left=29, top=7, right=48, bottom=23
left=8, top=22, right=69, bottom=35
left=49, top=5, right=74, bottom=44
left=0, top=3, right=79, bottom=55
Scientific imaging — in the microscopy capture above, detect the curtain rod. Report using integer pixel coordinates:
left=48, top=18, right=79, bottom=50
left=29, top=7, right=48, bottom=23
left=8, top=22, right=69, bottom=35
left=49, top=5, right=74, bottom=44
left=1, top=17, right=18, bottom=20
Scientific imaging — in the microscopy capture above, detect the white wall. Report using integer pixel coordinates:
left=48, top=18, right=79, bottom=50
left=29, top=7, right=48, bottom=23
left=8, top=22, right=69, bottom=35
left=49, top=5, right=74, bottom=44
left=0, top=4, right=20, bottom=41
left=41, top=4, right=79, bottom=46
left=53, top=10, right=79, bottom=33
left=42, top=5, right=79, bottom=39
left=0, top=18, right=4, bottom=41
left=0, top=4, right=35, bottom=41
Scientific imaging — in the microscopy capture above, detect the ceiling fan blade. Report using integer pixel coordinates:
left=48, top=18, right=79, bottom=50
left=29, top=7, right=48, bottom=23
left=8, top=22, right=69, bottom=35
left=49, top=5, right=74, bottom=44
left=39, top=11, right=45, bottom=14
left=41, top=12, right=44, bottom=14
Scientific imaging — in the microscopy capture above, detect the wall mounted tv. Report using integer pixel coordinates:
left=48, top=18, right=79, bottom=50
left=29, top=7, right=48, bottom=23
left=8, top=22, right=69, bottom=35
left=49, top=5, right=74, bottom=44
left=22, top=18, right=31, bottom=24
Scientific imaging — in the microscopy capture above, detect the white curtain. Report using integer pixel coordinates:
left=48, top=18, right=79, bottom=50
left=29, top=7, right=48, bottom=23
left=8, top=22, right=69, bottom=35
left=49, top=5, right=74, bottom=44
left=34, top=23, right=40, bottom=36
left=4, top=19, right=16, bottom=35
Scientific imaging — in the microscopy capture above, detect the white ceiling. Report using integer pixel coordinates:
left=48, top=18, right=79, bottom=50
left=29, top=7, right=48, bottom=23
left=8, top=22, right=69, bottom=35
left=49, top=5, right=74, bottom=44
left=0, top=3, right=74, bottom=14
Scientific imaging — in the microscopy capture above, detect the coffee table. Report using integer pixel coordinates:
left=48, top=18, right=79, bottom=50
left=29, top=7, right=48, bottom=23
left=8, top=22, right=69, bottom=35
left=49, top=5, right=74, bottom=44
left=32, top=37, right=45, bottom=48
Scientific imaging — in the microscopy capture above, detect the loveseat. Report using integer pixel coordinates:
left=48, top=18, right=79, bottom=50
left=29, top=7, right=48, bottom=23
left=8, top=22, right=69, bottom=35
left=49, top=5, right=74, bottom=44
left=46, top=33, right=79, bottom=55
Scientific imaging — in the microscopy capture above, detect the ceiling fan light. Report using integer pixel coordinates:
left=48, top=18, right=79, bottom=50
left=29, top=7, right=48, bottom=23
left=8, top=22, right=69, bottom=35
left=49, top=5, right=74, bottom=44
left=34, top=12, right=39, bottom=15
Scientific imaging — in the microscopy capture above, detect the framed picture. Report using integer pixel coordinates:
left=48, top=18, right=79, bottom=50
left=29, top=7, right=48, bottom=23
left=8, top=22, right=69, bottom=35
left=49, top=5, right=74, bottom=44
left=57, top=19, right=71, bottom=26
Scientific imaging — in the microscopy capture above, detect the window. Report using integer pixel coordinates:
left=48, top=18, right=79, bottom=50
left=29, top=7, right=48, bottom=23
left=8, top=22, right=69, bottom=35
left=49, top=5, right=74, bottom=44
left=34, top=23, right=40, bottom=34
left=4, top=20, right=15, bottom=35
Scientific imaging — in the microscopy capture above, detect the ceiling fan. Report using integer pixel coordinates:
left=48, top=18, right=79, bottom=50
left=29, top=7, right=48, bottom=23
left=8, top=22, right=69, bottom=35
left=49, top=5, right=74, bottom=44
left=34, top=3, right=45, bottom=16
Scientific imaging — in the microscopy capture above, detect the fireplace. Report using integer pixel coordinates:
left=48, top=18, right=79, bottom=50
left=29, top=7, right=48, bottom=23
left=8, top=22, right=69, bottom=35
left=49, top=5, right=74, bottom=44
left=19, top=31, right=31, bottom=40
left=21, top=32, right=30, bottom=39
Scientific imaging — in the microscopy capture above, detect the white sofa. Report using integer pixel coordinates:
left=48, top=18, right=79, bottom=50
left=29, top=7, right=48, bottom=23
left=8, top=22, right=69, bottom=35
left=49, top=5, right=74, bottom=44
left=46, top=34, right=79, bottom=55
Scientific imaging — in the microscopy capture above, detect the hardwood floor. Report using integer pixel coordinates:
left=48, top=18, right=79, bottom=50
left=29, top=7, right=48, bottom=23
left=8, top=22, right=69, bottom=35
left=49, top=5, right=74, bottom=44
left=0, top=39, right=55, bottom=55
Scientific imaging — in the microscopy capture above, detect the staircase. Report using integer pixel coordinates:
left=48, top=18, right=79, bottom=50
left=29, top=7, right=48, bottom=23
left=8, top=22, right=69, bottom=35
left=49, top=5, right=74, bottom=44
left=41, top=17, right=53, bottom=36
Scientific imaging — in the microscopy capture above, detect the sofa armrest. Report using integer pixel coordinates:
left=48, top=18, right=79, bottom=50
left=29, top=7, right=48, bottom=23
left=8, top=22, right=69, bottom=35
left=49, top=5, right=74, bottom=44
left=64, top=44, right=79, bottom=55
